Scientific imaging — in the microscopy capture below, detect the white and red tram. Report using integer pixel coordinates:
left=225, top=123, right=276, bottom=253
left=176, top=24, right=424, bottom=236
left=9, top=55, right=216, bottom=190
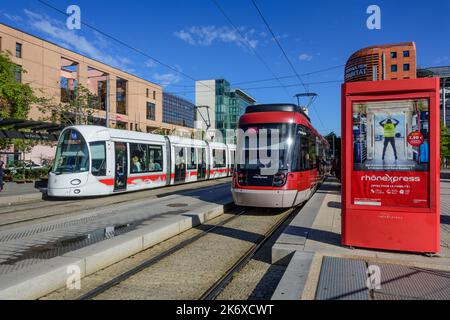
left=232, top=104, right=329, bottom=208
left=47, top=126, right=235, bottom=197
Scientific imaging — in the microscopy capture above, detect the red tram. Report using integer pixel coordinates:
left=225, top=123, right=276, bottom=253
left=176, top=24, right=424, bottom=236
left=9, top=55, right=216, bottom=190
left=232, top=104, right=328, bottom=208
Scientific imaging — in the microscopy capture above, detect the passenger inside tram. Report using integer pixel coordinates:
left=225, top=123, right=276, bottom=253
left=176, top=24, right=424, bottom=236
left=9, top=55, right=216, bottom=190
left=149, top=158, right=162, bottom=171
left=132, top=156, right=142, bottom=173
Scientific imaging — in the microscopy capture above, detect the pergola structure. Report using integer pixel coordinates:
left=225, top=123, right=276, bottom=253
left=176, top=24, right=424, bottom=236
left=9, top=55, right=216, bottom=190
left=0, top=118, right=65, bottom=141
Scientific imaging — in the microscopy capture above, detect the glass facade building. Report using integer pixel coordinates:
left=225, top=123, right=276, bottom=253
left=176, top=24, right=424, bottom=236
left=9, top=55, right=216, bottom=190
left=214, top=79, right=256, bottom=132
left=418, top=66, right=450, bottom=127
left=162, top=93, right=195, bottom=128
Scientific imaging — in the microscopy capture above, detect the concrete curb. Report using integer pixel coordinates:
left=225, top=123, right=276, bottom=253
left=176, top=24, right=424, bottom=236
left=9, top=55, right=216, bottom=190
left=271, top=181, right=336, bottom=265
left=0, top=192, right=44, bottom=205
left=0, top=200, right=234, bottom=300
left=271, top=251, right=315, bottom=300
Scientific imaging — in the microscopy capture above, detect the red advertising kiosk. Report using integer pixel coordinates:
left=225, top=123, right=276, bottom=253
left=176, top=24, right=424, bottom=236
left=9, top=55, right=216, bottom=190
left=341, top=78, right=440, bottom=253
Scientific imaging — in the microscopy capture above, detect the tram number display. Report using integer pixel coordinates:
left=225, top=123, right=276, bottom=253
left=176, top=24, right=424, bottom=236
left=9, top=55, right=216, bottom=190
left=351, top=99, right=430, bottom=208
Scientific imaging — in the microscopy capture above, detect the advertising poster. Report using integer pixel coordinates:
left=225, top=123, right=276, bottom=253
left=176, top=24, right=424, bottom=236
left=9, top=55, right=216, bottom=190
left=352, top=99, right=430, bottom=207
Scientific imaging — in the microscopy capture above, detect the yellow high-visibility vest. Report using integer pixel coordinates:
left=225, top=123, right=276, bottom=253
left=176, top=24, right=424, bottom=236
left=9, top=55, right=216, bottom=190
left=383, top=123, right=395, bottom=138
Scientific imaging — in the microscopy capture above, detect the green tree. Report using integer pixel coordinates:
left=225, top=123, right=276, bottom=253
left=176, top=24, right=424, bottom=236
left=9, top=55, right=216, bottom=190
left=37, top=84, right=97, bottom=125
left=0, top=51, right=40, bottom=152
left=0, top=51, right=35, bottom=120
left=441, top=120, right=450, bottom=165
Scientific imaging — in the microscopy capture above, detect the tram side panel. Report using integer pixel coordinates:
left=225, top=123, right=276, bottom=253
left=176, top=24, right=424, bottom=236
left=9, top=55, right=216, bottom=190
left=126, top=141, right=168, bottom=192
left=209, top=145, right=229, bottom=179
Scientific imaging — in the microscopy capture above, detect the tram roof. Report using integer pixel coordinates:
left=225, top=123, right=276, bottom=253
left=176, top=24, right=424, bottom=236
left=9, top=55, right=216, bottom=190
left=66, top=125, right=167, bottom=143
left=63, top=126, right=234, bottom=147
left=245, top=104, right=311, bottom=121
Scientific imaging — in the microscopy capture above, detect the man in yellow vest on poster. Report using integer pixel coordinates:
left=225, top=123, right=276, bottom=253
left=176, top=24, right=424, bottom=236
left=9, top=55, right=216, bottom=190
left=379, top=118, right=399, bottom=161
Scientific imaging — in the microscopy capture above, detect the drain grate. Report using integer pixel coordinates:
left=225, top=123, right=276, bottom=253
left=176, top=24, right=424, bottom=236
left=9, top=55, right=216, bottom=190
left=316, top=257, right=369, bottom=300
left=373, top=263, right=450, bottom=300
left=315, top=256, right=450, bottom=300
left=315, top=256, right=370, bottom=300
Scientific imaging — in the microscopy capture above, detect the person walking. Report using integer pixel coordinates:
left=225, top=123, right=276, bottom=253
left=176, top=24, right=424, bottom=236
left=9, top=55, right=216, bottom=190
left=379, top=118, right=399, bottom=161
left=0, top=160, right=4, bottom=192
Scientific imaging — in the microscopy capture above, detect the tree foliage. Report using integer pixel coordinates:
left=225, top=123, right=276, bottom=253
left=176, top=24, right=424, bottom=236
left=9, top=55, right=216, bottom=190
left=0, top=51, right=36, bottom=119
left=37, top=84, right=97, bottom=125
left=0, top=51, right=41, bottom=151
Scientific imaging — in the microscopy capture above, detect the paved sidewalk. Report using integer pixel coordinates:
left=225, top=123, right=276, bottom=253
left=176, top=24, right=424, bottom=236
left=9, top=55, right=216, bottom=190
left=0, top=183, right=232, bottom=277
left=272, top=177, right=450, bottom=300
left=0, top=182, right=45, bottom=204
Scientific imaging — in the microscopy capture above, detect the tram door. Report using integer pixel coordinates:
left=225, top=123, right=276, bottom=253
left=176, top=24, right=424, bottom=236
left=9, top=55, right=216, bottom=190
left=114, top=142, right=128, bottom=191
left=230, top=150, right=236, bottom=175
left=197, top=148, right=207, bottom=180
left=174, top=146, right=186, bottom=183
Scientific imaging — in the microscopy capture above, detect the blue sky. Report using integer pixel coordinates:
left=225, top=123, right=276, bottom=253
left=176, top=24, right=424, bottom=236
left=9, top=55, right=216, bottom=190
left=1, top=0, right=449, bottom=135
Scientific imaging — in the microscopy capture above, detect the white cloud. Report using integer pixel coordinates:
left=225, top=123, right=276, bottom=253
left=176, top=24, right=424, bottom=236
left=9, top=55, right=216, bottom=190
left=174, top=25, right=259, bottom=50
left=145, top=59, right=157, bottom=68
left=299, top=53, right=313, bottom=62
left=23, top=9, right=131, bottom=70
left=3, top=12, right=22, bottom=22
left=152, top=72, right=181, bottom=87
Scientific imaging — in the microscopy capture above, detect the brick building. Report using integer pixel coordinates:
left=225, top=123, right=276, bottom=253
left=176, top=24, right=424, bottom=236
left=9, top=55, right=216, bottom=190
left=345, top=42, right=417, bottom=82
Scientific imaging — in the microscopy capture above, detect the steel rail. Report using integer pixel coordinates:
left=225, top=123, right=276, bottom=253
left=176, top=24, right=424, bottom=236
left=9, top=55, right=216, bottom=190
left=76, top=207, right=248, bottom=300
left=199, top=207, right=298, bottom=300
left=0, top=179, right=231, bottom=228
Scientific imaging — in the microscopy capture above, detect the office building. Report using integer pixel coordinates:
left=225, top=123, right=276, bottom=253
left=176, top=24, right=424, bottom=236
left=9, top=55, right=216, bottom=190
left=195, top=79, right=256, bottom=142
left=418, top=66, right=450, bottom=126
left=163, top=93, right=195, bottom=129
left=345, top=42, right=417, bottom=82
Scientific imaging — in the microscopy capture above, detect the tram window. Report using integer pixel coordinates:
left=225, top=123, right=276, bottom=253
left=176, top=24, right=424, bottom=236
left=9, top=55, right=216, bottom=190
left=129, top=143, right=163, bottom=173
left=90, top=142, right=106, bottom=176
left=301, top=136, right=311, bottom=170
left=213, top=149, right=226, bottom=168
left=175, top=147, right=185, bottom=167
left=187, top=147, right=196, bottom=170
left=148, top=145, right=163, bottom=172
left=130, top=143, right=145, bottom=173
left=292, top=126, right=318, bottom=171
left=53, top=129, right=89, bottom=174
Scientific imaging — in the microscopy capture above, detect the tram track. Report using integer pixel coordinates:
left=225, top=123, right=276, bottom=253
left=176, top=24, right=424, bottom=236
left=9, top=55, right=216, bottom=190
left=76, top=207, right=249, bottom=300
left=71, top=205, right=298, bottom=300
left=0, top=179, right=231, bottom=229
left=200, top=207, right=296, bottom=300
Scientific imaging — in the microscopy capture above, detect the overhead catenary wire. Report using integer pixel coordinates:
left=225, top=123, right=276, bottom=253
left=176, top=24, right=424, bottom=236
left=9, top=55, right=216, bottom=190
left=210, top=0, right=294, bottom=102
left=36, top=0, right=217, bottom=95
left=250, top=0, right=328, bottom=132
left=34, top=0, right=340, bottom=134
left=167, top=63, right=344, bottom=88
left=170, top=80, right=343, bottom=94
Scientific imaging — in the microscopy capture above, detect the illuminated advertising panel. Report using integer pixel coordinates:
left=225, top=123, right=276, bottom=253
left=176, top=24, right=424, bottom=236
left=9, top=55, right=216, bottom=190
left=352, top=99, right=429, bottom=208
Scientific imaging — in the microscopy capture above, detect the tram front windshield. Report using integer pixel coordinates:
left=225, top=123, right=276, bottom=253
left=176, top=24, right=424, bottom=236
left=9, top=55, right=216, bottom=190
left=237, top=123, right=295, bottom=172
left=52, top=129, right=89, bottom=174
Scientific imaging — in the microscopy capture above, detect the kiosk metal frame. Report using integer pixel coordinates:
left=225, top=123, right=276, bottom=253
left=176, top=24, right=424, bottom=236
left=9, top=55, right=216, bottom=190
left=342, top=78, right=440, bottom=253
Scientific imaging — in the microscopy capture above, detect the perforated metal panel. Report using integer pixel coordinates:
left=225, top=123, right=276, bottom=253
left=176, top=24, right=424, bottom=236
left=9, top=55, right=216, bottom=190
left=374, top=263, right=450, bottom=300
left=315, top=256, right=369, bottom=300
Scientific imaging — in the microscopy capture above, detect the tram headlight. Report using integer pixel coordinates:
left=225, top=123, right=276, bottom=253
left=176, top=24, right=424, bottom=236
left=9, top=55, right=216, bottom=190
left=71, top=179, right=81, bottom=186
